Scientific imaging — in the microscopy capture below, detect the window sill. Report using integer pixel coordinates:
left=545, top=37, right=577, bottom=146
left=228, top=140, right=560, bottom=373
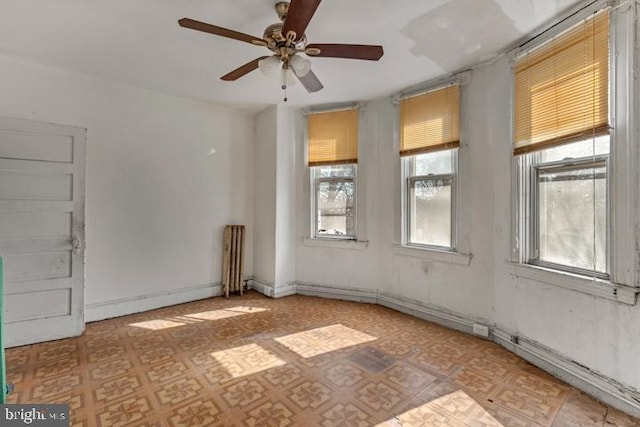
left=302, top=237, right=368, bottom=250
left=509, top=262, right=638, bottom=305
left=393, top=245, right=473, bottom=266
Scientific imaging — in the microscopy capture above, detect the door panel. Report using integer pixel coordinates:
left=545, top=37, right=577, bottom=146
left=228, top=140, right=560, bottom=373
left=0, top=171, right=73, bottom=201
left=0, top=212, right=72, bottom=238
left=0, top=129, right=74, bottom=162
left=3, top=251, right=72, bottom=282
left=0, top=117, right=85, bottom=347
left=5, top=289, right=71, bottom=323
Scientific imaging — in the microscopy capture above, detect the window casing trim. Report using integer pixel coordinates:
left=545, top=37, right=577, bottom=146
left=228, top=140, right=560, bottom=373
left=510, top=0, right=614, bottom=60
left=511, top=1, right=639, bottom=296
left=310, top=167, right=357, bottom=240
left=311, top=173, right=358, bottom=240
left=393, top=244, right=472, bottom=266
left=509, top=261, right=637, bottom=305
left=396, top=77, right=470, bottom=258
left=305, top=103, right=364, bottom=243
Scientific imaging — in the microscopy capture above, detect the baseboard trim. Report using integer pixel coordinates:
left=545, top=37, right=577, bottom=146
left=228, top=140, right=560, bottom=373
left=296, top=283, right=484, bottom=335
left=274, top=282, right=296, bottom=298
left=250, top=277, right=296, bottom=298
left=377, top=292, right=480, bottom=336
left=294, top=281, right=640, bottom=418
left=296, top=282, right=377, bottom=304
left=493, top=329, right=640, bottom=418
left=249, top=277, right=275, bottom=298
left=85, top=282, right=223, bottom=322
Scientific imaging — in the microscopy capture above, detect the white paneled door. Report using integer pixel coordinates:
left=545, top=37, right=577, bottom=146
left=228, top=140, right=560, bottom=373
left=0, top=117, right=86, bottom=347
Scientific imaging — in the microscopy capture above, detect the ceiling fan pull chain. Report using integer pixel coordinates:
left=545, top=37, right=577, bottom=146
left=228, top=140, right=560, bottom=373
left=281, top=68, right=288, bottom=102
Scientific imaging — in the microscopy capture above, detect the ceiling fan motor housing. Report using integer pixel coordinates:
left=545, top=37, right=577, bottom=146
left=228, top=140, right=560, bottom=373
left=263, top=23, right=306, bottom=52
left=264, top=2, right=307, bottom=60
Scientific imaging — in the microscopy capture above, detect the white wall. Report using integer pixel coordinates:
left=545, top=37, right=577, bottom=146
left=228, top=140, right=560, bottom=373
left=274, top=106, right=296, bottom=290
left=0, top=55, right=255, bottom=321
left=253, top=107, right=277, bottom=286
left=253, top=105, right=296, bottom=295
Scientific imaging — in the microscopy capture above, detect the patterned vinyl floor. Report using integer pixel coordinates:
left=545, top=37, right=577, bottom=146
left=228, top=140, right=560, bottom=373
left=5, top=291, right=640, bottom=426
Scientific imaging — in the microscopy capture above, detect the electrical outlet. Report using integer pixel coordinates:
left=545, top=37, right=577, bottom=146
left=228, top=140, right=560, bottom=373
left=472, top=323, right=490, bottom=337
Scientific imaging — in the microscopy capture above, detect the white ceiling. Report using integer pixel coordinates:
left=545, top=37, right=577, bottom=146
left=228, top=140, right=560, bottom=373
left=0, top=0, right=582, bottom=113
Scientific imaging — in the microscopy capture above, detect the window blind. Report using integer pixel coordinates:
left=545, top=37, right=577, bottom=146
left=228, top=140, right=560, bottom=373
left=399, top=85, right=460, bottom=156
left=307, top=109, right=358, bottom=166
left=513, top=11, right=609, bottom=155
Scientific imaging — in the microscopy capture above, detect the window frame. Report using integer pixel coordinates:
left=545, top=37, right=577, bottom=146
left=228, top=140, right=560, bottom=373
left=403, top=149, right=458, bottom=251
left=304, top=104, right=362, bottom=243
left=311, top=165, right=357, bottom=240
left=522, top=151, right=610, bottom=278
left=510, top=0, right=639, bottom=301
left=393, top=74, right=472, bottom=262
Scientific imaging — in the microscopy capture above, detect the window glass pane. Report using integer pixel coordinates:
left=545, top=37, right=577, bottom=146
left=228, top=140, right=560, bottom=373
left=539, top=136, right=609, bottom=163
left=409, top=178, right=452, bottom=247
left=414, top=150, right=454, bottom=176
left=537, top=164, right=606, bottom=272
left=316, top=164, right=355, bottom=178
left=316, top=180, right=355, bottom=237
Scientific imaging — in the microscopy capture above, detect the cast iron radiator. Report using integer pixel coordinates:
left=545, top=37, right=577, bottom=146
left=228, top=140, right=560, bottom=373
left=222, top=225, right=245, bottom=297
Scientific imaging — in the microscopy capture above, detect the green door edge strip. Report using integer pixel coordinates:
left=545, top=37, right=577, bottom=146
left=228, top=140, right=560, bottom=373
left=0, top=257, right=5, bottom=404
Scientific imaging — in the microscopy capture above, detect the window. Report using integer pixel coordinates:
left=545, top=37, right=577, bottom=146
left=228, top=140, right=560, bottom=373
left=400, top=84, right=460, bottom=250
left=312, top=165, right=355, bottom=238
left=307, top=108, right=359, bottom=239
left=514, top=11, right=610, bottom=277
left=521, top=138, right=609, bottom=276
left=405, top=149, right=457, bottom=248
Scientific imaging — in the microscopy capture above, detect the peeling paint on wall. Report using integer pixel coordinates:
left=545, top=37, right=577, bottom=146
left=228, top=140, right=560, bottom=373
left=494, top=0, right=579, bottom=33
left=400, top=0, right=523, bottom=71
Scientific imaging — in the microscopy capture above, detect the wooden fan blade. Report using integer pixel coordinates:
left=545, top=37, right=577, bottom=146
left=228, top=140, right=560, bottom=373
left=306, top=44, right=384, bottom=61
left=179, top=18, right=267, bottom=46
left=221, top=56, right=269, bottom=81
left=281, top=0, right=322, bottom=41
left=294, top=69, right=324, bottom=93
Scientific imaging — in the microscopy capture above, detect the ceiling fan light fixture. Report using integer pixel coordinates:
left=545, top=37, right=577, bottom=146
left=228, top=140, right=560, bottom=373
left=290, top=55, right=312, bottom=76
left=281, top=67, right=297, bottom=88
left=258, top=56, right=281, bottom=78
left=275, top=1, right=290, bottom=21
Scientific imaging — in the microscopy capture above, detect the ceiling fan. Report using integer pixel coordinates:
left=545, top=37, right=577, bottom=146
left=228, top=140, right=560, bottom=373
left=178, top=0, right=384, bottom=98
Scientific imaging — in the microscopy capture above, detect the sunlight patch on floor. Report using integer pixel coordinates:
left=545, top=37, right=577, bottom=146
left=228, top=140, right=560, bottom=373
left=275, top=324, right=377, bottom=358
left=210, top=343, right=286, bottom=379
left=129, top=306, right=268, bottom=329
left=128, top=319, right=186, bottom=330
left=183, top=306, right=267, bottom=321
left=377, top=390, right=503, bottom=426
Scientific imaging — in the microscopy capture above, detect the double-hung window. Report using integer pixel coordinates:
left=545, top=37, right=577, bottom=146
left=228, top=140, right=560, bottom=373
left=400, top=85, right=460, bottom=250
left=308, top=108, right=359, bottom=239
left=514, top=10, right=610, bottom=277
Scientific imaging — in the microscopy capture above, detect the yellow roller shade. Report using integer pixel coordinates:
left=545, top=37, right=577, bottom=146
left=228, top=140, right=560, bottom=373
left=307, top=109, right=358, bottom=166
left=514, top=11, right=609, bottom=155
left=400, top=85, right=460, bottom=156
